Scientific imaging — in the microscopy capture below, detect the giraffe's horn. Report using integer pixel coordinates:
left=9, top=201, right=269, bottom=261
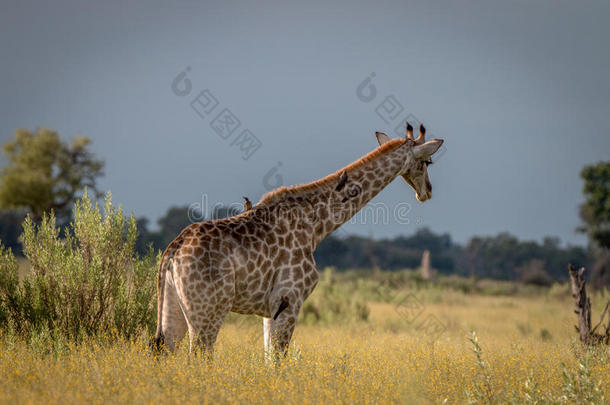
left=406, top=122, right=414, bottom=140
left=415, top=124, right=426, bottom=143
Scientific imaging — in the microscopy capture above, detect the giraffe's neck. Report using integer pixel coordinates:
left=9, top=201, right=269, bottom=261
left=258, top=139, right=412, bottom=249
left=309, top=142, right=410, bottom=246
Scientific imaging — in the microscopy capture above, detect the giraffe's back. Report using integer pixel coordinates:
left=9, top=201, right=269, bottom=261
left=167, top=213, right=280, bottom=317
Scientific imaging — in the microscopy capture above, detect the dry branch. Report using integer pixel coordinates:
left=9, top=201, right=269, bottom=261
left=568, top=264, right=610, bottom=345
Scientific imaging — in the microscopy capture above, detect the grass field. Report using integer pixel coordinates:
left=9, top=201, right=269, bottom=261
left=1, top=277, right=608, bottom=404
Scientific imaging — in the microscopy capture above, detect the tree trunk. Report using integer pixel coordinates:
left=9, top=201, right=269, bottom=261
left=421, top=250, right=431, bottom=280
left=568, top=264, right=610, bottom=345
left=568, top=264, right=592, bottom=344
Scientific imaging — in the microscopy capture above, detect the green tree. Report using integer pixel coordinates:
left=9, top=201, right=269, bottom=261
left=155, top=205, right=196, bottom=248
left=580, top=162, right=610, bottom=249
left=579, top=161, right=610, bottom=287
left=0, top=128, right=104, bottom=221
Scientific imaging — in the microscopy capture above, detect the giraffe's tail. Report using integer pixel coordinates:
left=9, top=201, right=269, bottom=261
left=151, top=250, right=172, bottom=353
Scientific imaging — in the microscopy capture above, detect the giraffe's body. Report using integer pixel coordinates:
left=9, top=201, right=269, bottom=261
left=153, top=125, right=443, bottom=356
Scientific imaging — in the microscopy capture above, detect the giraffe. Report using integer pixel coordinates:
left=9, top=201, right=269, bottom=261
left=152, top=123, right=444, bottom=357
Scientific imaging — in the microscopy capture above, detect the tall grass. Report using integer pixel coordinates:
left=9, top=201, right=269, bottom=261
left=0, top=324, right=607, bottom=404
left=0, top=194, right=608, bottom=404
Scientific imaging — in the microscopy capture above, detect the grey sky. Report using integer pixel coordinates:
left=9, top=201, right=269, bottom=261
left=1, top=0, right=608, bottom=245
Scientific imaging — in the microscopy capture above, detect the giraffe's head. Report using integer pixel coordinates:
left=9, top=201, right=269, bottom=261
left=376, top=123, right=443, bottom=202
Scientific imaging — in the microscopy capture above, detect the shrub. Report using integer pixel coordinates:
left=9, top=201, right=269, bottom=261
left=548, top=282, right=570, bottom=299
left=300, top=268, right=370, bottom=324
left=0, top=191, right=158, bottom=339
left=558, top=355, right=605, bottom=404
left=0, top=244, right=20, bottom=328
left=518, top=259, right=553, bottom=287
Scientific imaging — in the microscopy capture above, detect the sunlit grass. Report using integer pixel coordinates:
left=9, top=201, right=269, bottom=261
left=0, top=292, right=608, bottom=404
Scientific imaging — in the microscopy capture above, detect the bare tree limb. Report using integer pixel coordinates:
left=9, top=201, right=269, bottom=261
left=568, top=264, right=610, bottom=345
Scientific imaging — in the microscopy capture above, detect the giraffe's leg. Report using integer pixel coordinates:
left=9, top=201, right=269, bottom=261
left=265, top=260, right=319, bottom=362
left=160, top=271, right=188, bottom=351
left=267, top=292, right=302, bottom=360
left=269, top=306, right=300, bottom=358
left=185, top=305, right=230, bottom=358
left=263, top=317, right=273, bottom=361
left=174, top=264, right=234, bottom=357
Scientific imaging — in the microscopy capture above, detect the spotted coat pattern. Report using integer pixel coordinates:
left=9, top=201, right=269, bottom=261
left=153, top=129, right=443, bottom=357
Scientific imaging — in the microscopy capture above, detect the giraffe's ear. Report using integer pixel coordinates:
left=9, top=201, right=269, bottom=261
left=413, top=139, right=444, bottom=158
left=375, top=132, right=391, bottom=146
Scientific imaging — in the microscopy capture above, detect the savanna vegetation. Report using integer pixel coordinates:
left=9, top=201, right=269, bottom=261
left=0, top=129, right=608, bottom=403
left=0, top=192, right=608, bottom=404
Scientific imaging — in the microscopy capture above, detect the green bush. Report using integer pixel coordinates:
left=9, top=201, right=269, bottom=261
left=300, top=268, right=370, bottom=324
left=0, top=244, right=20, bottom=328
left=0, top=191, right=158, bottom=339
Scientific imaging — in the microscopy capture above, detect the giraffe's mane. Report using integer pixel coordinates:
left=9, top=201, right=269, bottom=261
left=258, top=137, right=407, bottom=205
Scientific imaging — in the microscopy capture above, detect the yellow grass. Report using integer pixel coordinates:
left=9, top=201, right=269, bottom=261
left=1, top=292, right=608, bottom=404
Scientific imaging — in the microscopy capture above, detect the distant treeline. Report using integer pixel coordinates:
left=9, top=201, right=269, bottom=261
left=121, top=206, right=595, bottom=283
left=0, top=206, right=591, bottom=284
left=316, top=229, right=590, bottom=283
left=135, top=207, right=591, bottom=283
